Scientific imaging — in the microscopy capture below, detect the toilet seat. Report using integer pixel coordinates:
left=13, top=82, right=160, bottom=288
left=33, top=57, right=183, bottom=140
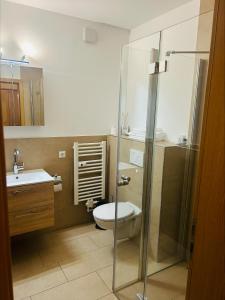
left=93, top=202, right=134, bottom=222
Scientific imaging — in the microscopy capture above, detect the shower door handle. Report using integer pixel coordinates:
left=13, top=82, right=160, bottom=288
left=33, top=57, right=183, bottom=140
left=118, top=175, right=131, bottom=186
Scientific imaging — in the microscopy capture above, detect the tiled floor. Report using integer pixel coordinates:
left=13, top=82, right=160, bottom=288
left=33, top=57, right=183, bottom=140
left=116, top=263, right=188, bottom=300
left=11, top=223, right=116, bottom=300
left=11, top=223, right=187, bottom=300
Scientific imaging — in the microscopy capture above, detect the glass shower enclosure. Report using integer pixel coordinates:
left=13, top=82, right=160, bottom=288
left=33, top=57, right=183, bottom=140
left=113, top=35, right=208, bottom=300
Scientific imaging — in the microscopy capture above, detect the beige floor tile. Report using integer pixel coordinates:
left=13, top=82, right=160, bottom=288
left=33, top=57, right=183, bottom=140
left=12, top=251, right=47, bottom=282
left=97, top=239, right=141, bottom=290
left=11, top=237, right=42, bottom=267
left=145, top=263, right=188, bottom=300
left=61, top=245, right=113, bottom=280
left=115, top=282, right=144, bottom=300
left=39, top=235, right=99, bottom=266
left=116, top=264, right=187, bottom=300
left=148, top=256, right=181, bottom=275
left=97, top=257, right=139, bottom=292
left=88, top=230, right=114, bottom=248
left=13, top=267, right=67, bottom=300
left=97, top=266, right=113, bottom=291
left=48, top=223, right=97, bottom=244
left=99, top=294, right=118, bottom=300
left=116, top=240, right=140, bottom=261
left=172, top=292, right=186, bottom=300
left=31, top=272, right=110, bottom=300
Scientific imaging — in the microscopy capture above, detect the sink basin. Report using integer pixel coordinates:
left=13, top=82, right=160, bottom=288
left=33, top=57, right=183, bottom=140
left=6, top=169, right=54, bottom=187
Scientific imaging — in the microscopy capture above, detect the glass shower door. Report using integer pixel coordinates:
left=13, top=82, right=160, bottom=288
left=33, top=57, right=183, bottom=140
left=145, top=54, right=206, bottom=299
left=113, top=40, right=160, bottom=299
left=113, top=46, right=207, bottom=300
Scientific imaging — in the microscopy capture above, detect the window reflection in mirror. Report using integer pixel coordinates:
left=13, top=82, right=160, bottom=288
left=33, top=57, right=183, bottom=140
left=0, top=64, right=44, bottom=126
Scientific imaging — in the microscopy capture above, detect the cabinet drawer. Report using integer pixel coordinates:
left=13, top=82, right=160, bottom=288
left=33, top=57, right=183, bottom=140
left=9, top=204, right=54, bottom=236
left=8, top=182, right=55, bottom=236
left=8, top=182, right=54, bottom=213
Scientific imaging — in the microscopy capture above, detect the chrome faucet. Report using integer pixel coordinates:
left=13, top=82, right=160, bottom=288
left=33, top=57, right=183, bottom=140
left=13, top=149, right=24, bottom=174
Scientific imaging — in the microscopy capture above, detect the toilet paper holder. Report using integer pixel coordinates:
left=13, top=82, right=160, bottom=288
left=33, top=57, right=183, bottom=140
left=52, top=174, right=63, bottom=192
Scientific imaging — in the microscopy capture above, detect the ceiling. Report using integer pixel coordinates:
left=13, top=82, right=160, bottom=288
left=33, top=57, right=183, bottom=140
left=6, top=0, right=192, bottom=29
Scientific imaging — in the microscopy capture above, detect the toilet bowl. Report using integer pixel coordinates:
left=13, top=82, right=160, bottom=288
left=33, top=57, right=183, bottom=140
left=93, top=202, right=142, bottom=240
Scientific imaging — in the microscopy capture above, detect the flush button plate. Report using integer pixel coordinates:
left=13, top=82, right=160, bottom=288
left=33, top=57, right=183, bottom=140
left=130, top=149, right=144, bottom=167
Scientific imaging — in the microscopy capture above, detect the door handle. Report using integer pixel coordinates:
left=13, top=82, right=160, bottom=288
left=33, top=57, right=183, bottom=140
left=118, top=175, right=131, bottom=186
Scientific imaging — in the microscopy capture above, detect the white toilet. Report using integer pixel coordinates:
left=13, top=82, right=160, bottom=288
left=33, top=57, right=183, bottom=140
left=93, top=202, right=142, bottom=240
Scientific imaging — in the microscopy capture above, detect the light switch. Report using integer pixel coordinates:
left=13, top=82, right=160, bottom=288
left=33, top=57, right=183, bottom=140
left=59, top=151, right=66, bottom=159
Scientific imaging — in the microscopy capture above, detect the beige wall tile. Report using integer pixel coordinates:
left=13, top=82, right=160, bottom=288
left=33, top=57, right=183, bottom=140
left=200, top=0, right=215, bottom=13
left=4, top=136, right=107, bottom=229
left=197, top=11, right=214, bottom=53
left=107, top=135, right=118, bottom=201
left=118, top=167, right=144, bottom=208
left=119, top=137, right=145, bottom=163
left=148, top=144, right=187, bottom=262
left=107, top=135, right=145, bottom=204
left=31, top=272, right=110, bottom=300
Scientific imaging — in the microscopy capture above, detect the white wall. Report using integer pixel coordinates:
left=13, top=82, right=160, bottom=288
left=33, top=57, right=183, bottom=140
left=124, top=33, right=161, bottom=133
left=155, top=13, right=213, bottom=143
left=129, top=0, right=201, bottom=42
left=125, top=0, right=213, bottom=143
left=1, top=1, right=129, bottom=138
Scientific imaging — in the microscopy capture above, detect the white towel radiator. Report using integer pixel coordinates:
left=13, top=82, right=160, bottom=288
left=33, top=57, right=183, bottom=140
left=73, top=141, right=106, bottom=205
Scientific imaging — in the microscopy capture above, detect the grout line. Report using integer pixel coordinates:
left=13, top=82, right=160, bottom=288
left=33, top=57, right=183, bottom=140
left=58, top=260, right=113, bottom=283
left=29, top=271, right=111, bottom=299
left=28, top=280, right=69, bottom=299
left=14, top=225, right=114, bottom=299
left=98, top=293, right=118, bottom=300
left=59, top=263, right=69, bottom=282
left=96, top=263, right=113, bottom=273
left=96, top=270, right=113, bottom=293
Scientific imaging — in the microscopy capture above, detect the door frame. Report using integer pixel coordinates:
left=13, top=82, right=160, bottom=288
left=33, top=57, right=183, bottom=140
left=186, top=0, right=225, bottom=299
left=0, top=0, right=224, bottom=299
left=0, top=95, right=13, bottom=299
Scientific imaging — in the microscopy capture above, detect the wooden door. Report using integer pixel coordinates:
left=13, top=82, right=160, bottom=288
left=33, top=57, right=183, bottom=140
left=186, top=0, right=225, bottom=298
left=0, top=80, right=21, bottom=126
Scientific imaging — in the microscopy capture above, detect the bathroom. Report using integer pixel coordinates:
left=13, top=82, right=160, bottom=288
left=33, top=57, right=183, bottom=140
left=0, top=0, right=215, bottom=299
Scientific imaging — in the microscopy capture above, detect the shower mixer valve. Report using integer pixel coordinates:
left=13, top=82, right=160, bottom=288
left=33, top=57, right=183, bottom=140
left=118, top=175, right=131, bottom=186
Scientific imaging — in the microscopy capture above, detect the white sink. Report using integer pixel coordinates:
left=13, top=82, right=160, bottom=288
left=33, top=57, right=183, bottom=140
left=6, top=169, right=54, bottom=187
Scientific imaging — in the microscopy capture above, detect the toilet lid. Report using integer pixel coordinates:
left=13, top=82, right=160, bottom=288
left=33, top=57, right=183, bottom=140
left=93, top=202, right=134, bottom=221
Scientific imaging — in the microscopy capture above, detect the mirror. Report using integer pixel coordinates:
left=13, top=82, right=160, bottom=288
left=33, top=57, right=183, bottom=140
left=0, top=64, right=44, bottom=126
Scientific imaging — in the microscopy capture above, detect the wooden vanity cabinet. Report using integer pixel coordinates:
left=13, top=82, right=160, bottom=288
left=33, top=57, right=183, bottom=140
left=7, top=182, right=54, bottom=236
